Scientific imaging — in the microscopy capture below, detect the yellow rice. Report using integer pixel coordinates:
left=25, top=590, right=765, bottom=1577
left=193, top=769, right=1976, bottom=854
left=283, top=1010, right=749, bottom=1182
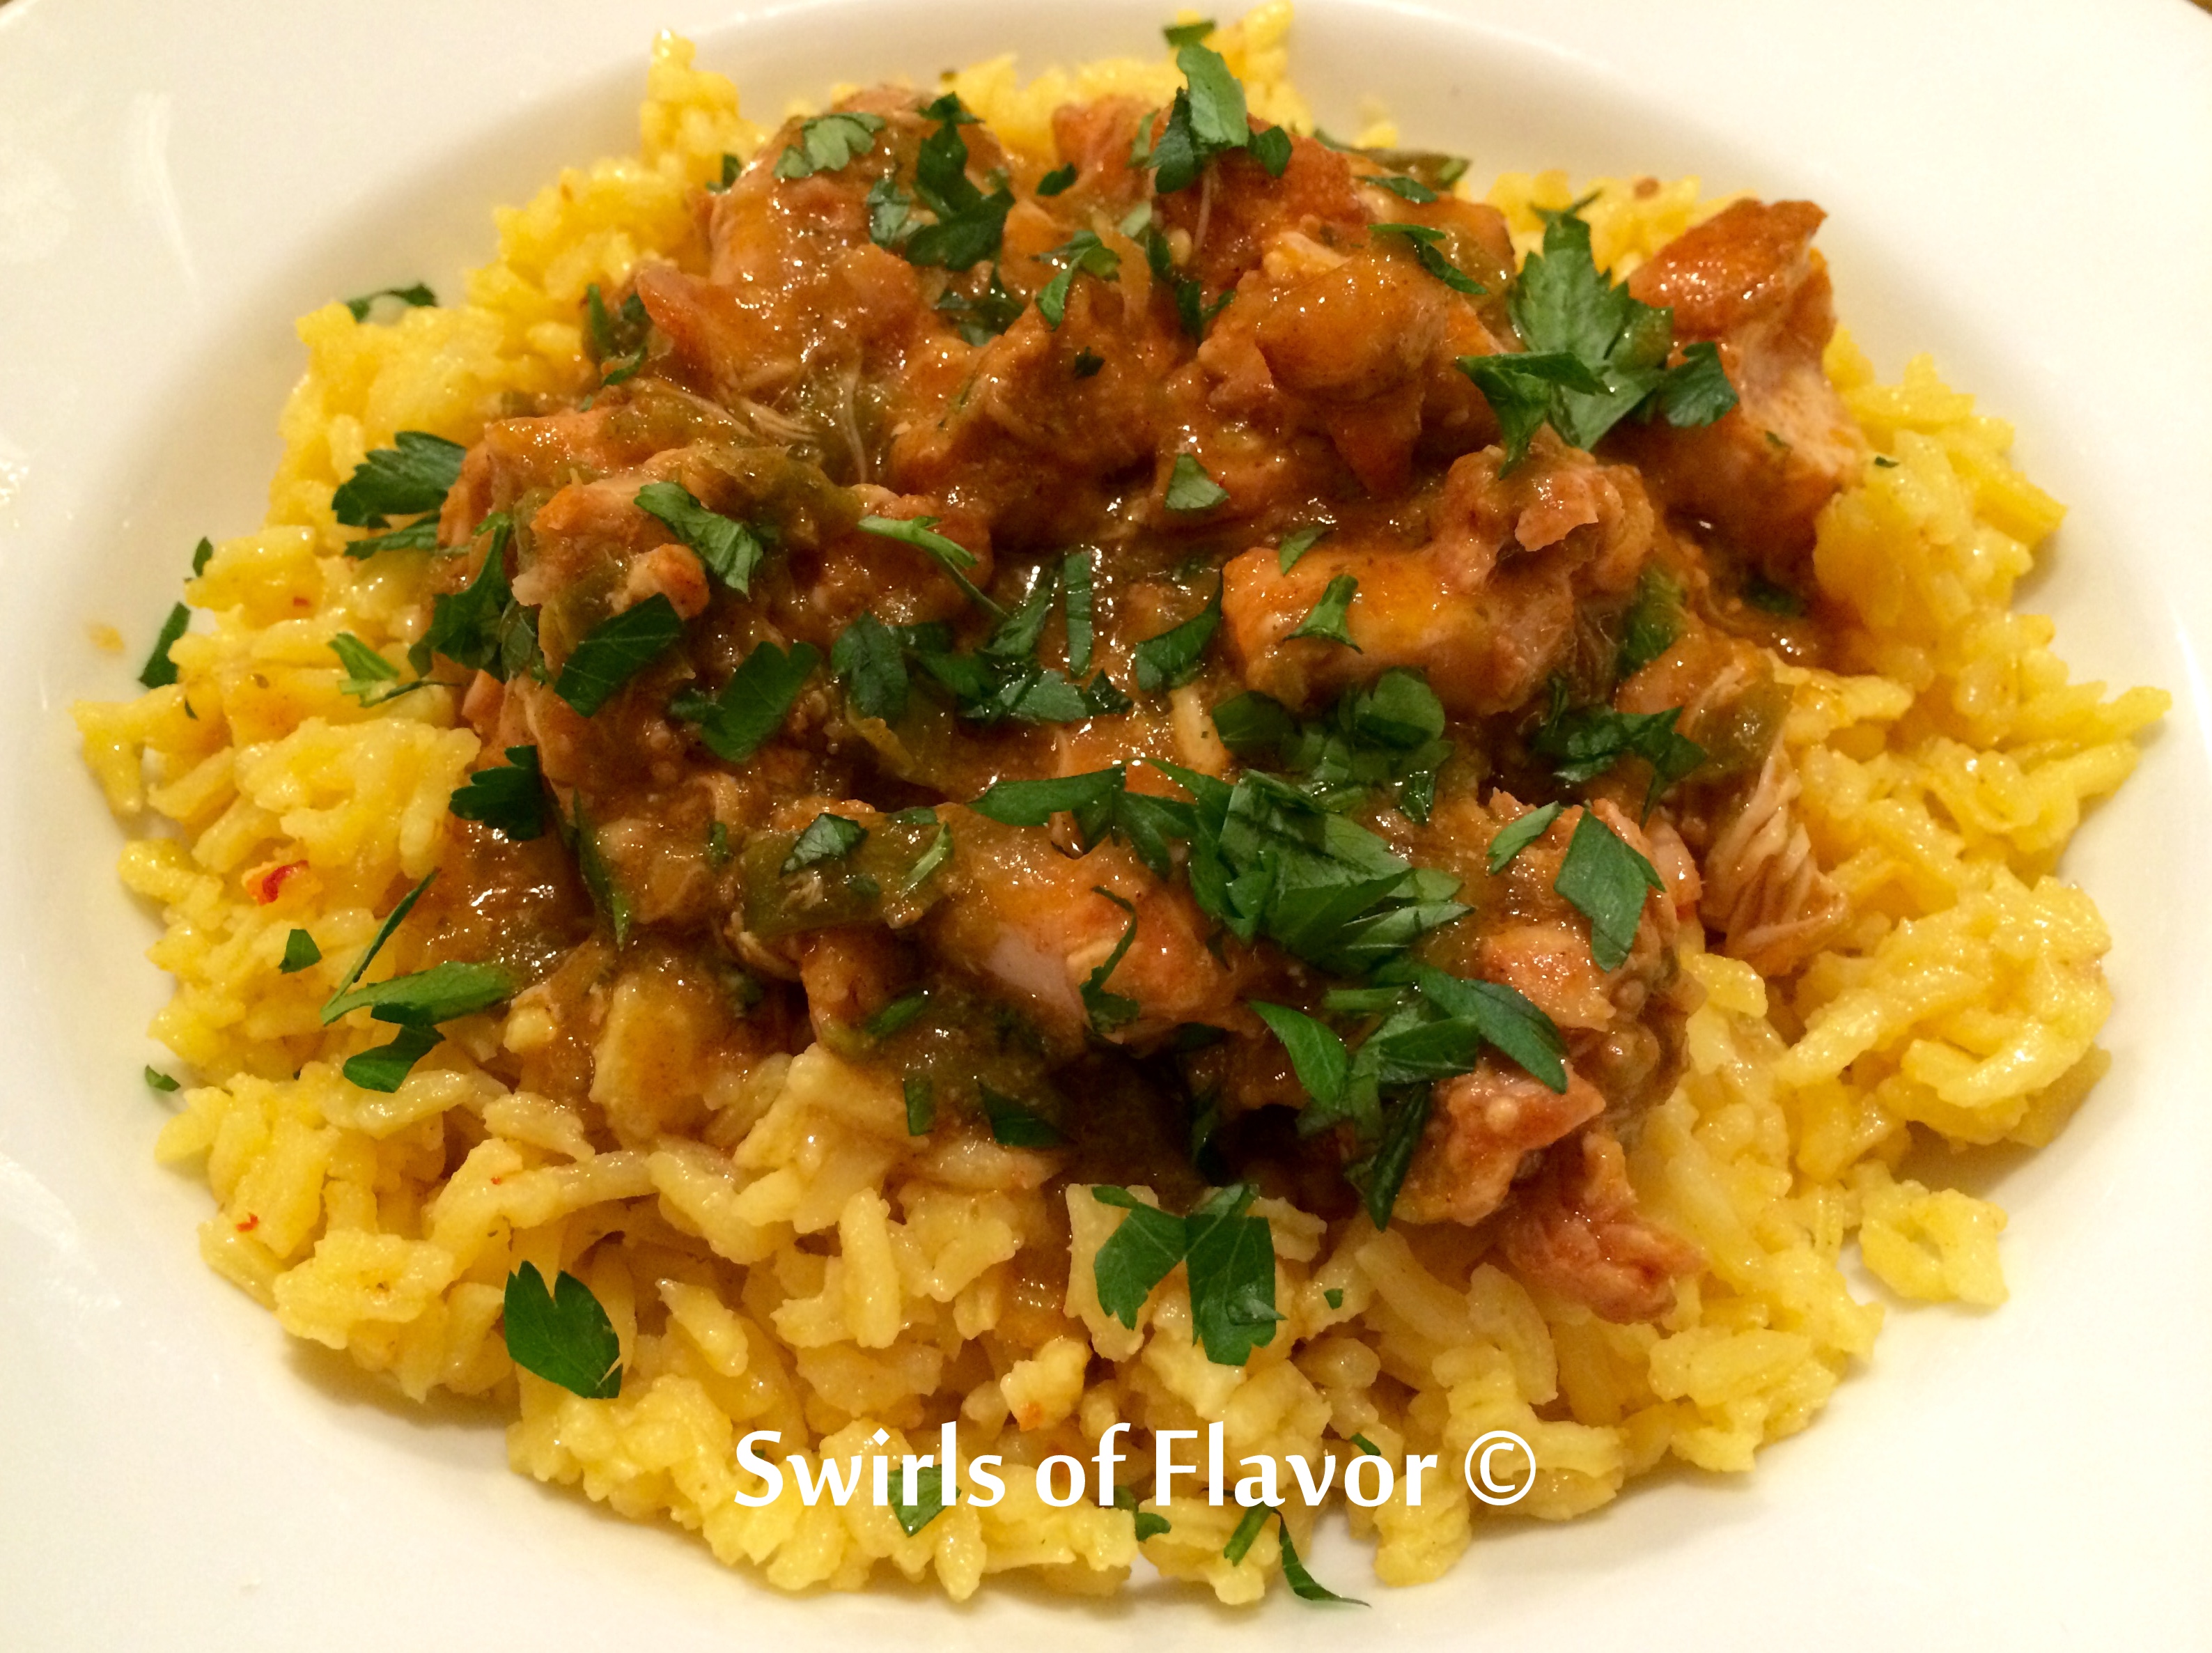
left=72, top=3, right=2168, bottom=1601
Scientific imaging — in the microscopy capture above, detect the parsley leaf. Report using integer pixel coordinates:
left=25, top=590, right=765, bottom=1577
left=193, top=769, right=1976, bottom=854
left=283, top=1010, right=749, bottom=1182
left=904, top=1076, right=936, bottom=1134
left=781, top=812, right=868, bottom=875
left=1743, top=571, right=1807, bottom=616
left=891, top=1464, right=947, bottom=1536
left=1081, top=887, right=1142, bottom=1033
left=1371, top=173, right=1437, bottom=203
left=1371, top=222, right=1487, bottom=296
left=1113, top=1485, right=1172, bottom=1541
left=138, top=603, right=190, bottom=688
left=1037, top=162, right=1078, bottom=196
left=1072, top=347, right=1105, bottom=378
left=584, top=284, right=651, bottom=387
left=1064, top=550, right=1096, bottom=675
left=502, top=1262, right=623, bottom=1399
left=343, top=282, right=436, bottom=323
left=670, top=639, right=820, bottom=763
left=322, top=960, right=517, bottom=1028
left=982, top=1086, right=1065, bottom=1148
left=343, top=1023, right=444, bottom=1091
left=969, top=768, right=1129, bottom=829
left=448, top=745, right=546, bottom=842
left=280, top=929, right=322, bottom=974
left=1224, top=1502, right=1270, bottom=1564
left=1286, top=574, right=1360, bottom=649
left=831, top=612, right=910, bottom=722
left=935, top=265, right=1022, bottom=343
left=1090, top=1186, right=1190, bottom=1325
left=864, top=989, right=929, bottom=1041
left=1133, top=580, right=1222, bottom=692
left=1163, top=451, right=1229, bottom=514
left=1453, top=351, right=1605, bottom=469
left=324, top=870, right=434, bottom=1007
left=1247, top=1001, right=1350, bottom=1111
left=711, top=153, right=742, bottom=191
left=554, top=594, right=685, bottom=716
left=331, top=430, right=464, bottom=528
left=1144, top=44, right=1287, bottom=194
left=1530, top=695, right=1703, bottom=809
left=144, top=1066, right=180, bottom=1092
left=1162, top=17, right=1215, bottom=47
left=1553, top=808, right=1665, bottom=970
left=1036, top=230, right=1121, bottom=327
left=866, top=175, right=916, bottom=249
left=572, top=796, right=634, bottom=948
left=1408, top=965, right=1567, bottom=1092
left=1614, top=568, right=1683, bottom=680
left=1485, top=801, right=1562, bottom=874
left=901, top=93, right=1013, bottom=270
left=409, top=516, right=531, bottom=679
left=634, top=481, right=773, bottom=595
left=1277, top=524, right=1328, bottom=572
left=1344, top=1089, right=1431, bottom=1230
left=1183, top=1183, right=1283, bottom=1365
left=1272, top=1510, right=1364, bottom=1604
left=857, top=514, right=1004, bottom=616
left=774, top=111, right=885, bottom=179
left=329, top=633, right=417, bottom=706
left=190, top=536, right=214, bottom=577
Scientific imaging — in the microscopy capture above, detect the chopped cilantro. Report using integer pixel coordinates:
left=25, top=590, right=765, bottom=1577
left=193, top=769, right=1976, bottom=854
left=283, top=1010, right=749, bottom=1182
left=502, top=1262, right=623, bottom=1399
left=1132, top=580, right=1222, bottom=692
left=342, top=282, right=435, bottom=323
left=634, top=481, right=774, bottom=595
left=1036, top=162, right=1078, bottom=196
left=1081, top=887, right=1142, bottom=1033
left=982, top=1087, right=1065, bottom=1148
left=1286, top=574, right=1361, bottom=649
left=1530, top=693, right=1703, bottom=811
left=774, top=111, right=886, bottom=179
left=322, top=960, right=517, bottom=1030
left=1371, top=222, right=1486, bottom=296
left=781, top=812, right=868, bottom=875
left=1553, top=808, right=1665, bottom=970
left=857, top=514, right=1004, bottom=616
left=137, top=603, right=190, bottom=688
left=1485, top=801, right=1562, bottom=874
left=408, top=516, right=533, bottom=680
left=901, top=93, right=1013, bottom=270
left=1036, top=230, right=1120, bottom=327
left=1174, top=277, right=1235, bottom=339
left=279, top=929, right=322, bottom=974
left=1615, top=568, right=1683, bottom=680
left=143, top=1066, right=180, bottom=1093
left=344, top=518, right=442, bottom=557
left=1350, top=1432, right=1381, bottom=1455
left=323, top=869, right=435, bottom=1008
left=553, top=594, right=685, bottom=717
left=711, top=153, right=741, bottom=191
left=832, top=612, right=910, bottom=722
left=669, top=639, right=820, bottom=763
left=1248, top=1002, right=1350, bottom=1110
left=1144, top=43, right=1288, bottom=194
left=866, top=175, right=916, bottom=249
left=935, top=265, right=1022, bottom=343
left=329, top=633, right=421, bottom=706
left=1277, top=524, right=1329, bottom=572
left=1323, top=1288, right=1344, bottom=1310
left=448, top=745, right=546, bottom=841
left=1247, top=124, right=1292, bottom=177
left=1165, top=453, right=1229, bottom=515
left=331, top=430, right=464, bottom=528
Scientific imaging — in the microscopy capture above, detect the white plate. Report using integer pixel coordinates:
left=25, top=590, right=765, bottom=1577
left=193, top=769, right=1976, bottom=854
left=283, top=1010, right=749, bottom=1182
left=4, top=0, right=2209, bottom=1645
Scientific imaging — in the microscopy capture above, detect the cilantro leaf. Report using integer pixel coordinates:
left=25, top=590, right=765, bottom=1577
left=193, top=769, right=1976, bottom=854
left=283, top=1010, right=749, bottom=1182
left=901, top=95, right=1013, bottom=270
left=343, top=282, right=435, bottom=323
left=891, top=1464, right=947, bottom=1536
left=774, top=111, right=885, bottom=180
left=670, top=639, right=819, bottom=763
left=1485, top=801, right=1562, bottom=874
left=969, top=768, right=1127, bottom=828
left=1036, top=162, right=1078, bottom=196
left=1141, top=45, right=1286, bottom=194
left=1063, top=550, right=1096, bottom=676
left=1183, top=1183, right=1282, bottom=1365
left=634, top=481, right=773, bottom=595
left=554, top=594, right=685, bottom=716
left=866, top=175, right=916, bottom=249
left=1651, top=339, right=1737, bottom=426
left=1553, top=808, right=1665, bottom=970
left=1036, top=230, right=1120, bottom=327
left=280, top=929, right=322, bottom=973
left=1072, top=348, right=1105, bottom=378
left=1081, top=887, right=1142, bottom=1033
left=1247, top=125, right=1292, bottom=178
left=1286, top=574, right=1360, bottom=649
left=857, top=515, right=1004, bottom=616
left=1089, top=1186, right=1190, bottom=1326
left=1164, top=451, right=1229, bottom=514
left=781, top=812, right=868, bottom=875
left=343, top=1023, right=444, bottom=1091
left=1133, top=581, right=1222, bottom=693
left=832, top=612, right=910, bottom=722
left=936, top=265, right=1023, bottom=343
left=330, top=431, right=464, bottom=528
left=448, top=745, right=546, bottom=842
left=1371, top=222, right=1487, bottom=296
left=144, top=1066, right=180, bottom=1093
left=1277, top=524, right=1328, bottom=572
left=138, top=603, right=190, bottom=688
left=982, top=1087, right=1065, bottom=1148
left=501, top=1262, right=623, bottom=1399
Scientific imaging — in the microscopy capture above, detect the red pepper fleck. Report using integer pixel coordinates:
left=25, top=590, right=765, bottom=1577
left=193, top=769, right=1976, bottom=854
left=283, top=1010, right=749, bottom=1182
left=236, top=1213, right=260, bottom=1232
left=249, top=860, right=306, bottom=904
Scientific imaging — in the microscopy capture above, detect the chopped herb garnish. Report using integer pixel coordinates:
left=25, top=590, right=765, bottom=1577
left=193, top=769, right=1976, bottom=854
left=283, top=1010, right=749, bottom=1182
left=857, top=515, right=1004, bottom=616
left=1036, top=230, right=1120, bottom=327
left=900, top=93, right=1013, bottom=270
left=1872, top=454, right=1899, bottom=469
left=322, top=960, right=518, bottom=1030
left=189, top=536, right=214, bottom=577
left=1164, top=452, right=1229, bottom=515
left=342, top=282, right=435, bottom=323
left=409, top=515, right=533, bottom=680
left=137, top=603, right=190, bottom=688
left=279, top=929, right=322, bottom=974
left=1248, top=1002, right=1350, bottom=1111
left=1224, top=1501, right=1270, bottom=1564
left=1371, top=222, right=1486, bottom=296
left=1323, top=1288, right=1344, bottom=1310
left=1090, top=1181, right=1281, bottom=1365
left=1162, top=17, right=1215, bottom=47
left=1081, top=887, right=1142, bottom=1033
left=711, top=153, right=741, bottom=191
left=1063, top=550, right=1096, bottom=675
left=143, top=1066, right=180, bottom=1093
left=1370, top=173, right=1437, bottom=203
left=936, top=265, right=1022, bottom=344
left=982, top=1086, right=1065, bottom=1148
left=1132, top=581, right=1222, bottom=692
left=1743, top=571, right=1807, bottom=616
left=669, top=639, right=820, bottom=763
left=553, top=594, right=685, bottom=717
left=902, top=823, right=953, bottom=892
left=1530, top=693, right=1703, bottom=811
left=1456, top=207, right=1736, bottom=469
left=1272, top=1509, right=1364, bottom=1604
left=1345, top=1088, right=1431, bottom=1230
left=781, top=812, right=869, bottom=876
left=501, top=1262, right=623, bottom=1399
left=706, top=820, right=733, bottom=868
left=1113, top=1485, right=1172, bottom=1540
left=1277, top=525, right=1328, bottom=572
left=324, top=870, right=435, bottom=1007
left=584, top=284, right=651, bottom=387
left=1553, top=807, right=1665, bottom=970
left=1142, top=44, right=1291, bottom=194
left=1614, top=568, right=1683, bottom=680
left=890, top=1463, right=947, bottom=1535
left=1485, top=802, right=1563, bottom=874
left=831, top=612, right=910, bottom=722
left=331, top=430, right=464, bottom=529
left=343, top=1024, right=444, bottom=1092
left=1286, top=574, right=1360, bottom=650
left=572, top=798, right=634, bottom=948
left=774, top=110, right=886, bottom=179
left=329, top=633, right=421, bottom=706
left=448, top=745, right=546, bottom=842
left=904, top=1075, right=936, bottom=1134
left=634, top=481, right=773, bottom=595
left=1072, top=347, right=1105, bottom=378
left=864, top=990, right=929, bottom=1041
left=1036, top=162, right=1078, bottom=196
